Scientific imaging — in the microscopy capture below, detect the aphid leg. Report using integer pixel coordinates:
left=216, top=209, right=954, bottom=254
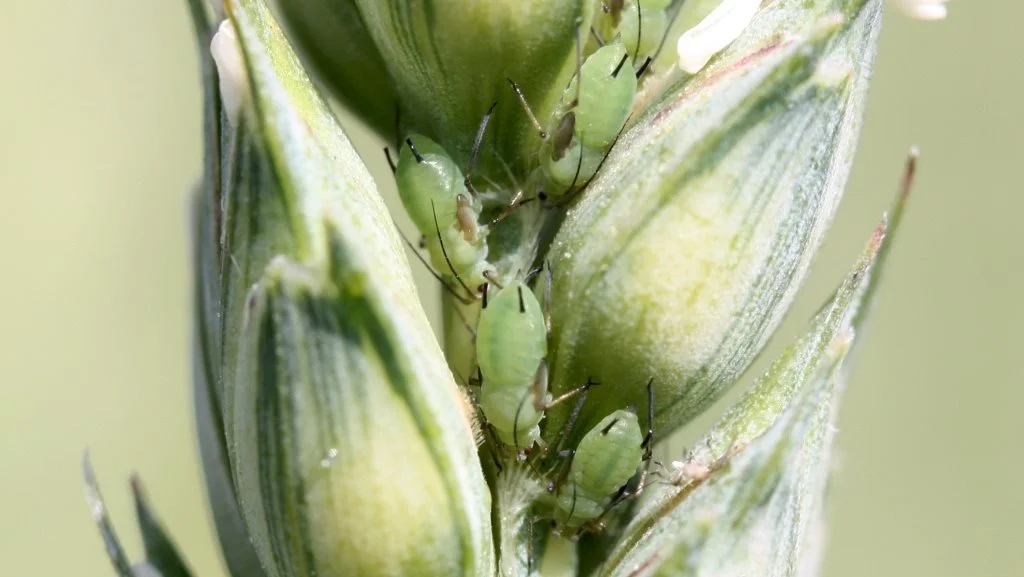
left=552, top=120, right=629, bottom=208
left=483, top=269, right=505, bottom=290
left=590, top=26, right=606, bottom=47
left=486, top=188, right=536, bottom=227
left=430, top=200, right=477, bottom=299
left=523, top=264, right=544, bottom=285
left=465, top=101, right=498, bottom=195
left=512, top=385, right=536, bottom=461
left=544, top=260, right=553, bottom=335
left=550, top=377, right=600, bottom=456
left=562, top=131, right=587, bottom=194
left=530, top=360, right=550, bottom=413
left=392, top=216, right=476, bottom=307
left=383, top=147, right=397, bottom=173
left=634, top=379, right=656, bottom=494
left=507, top=78, right=548, bottom=139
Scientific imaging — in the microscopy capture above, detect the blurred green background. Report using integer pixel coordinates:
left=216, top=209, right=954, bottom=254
left=0, top=1, right=1019, bottom=576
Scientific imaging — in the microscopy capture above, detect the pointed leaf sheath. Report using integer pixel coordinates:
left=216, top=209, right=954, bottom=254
left=545, top=0, right=884, bottom=443
left=83, top=454, right=194, bottom=577
left=601, top=156, right=913, bottom=576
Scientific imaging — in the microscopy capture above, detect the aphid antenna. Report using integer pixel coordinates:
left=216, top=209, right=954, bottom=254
left=406, top=137, right=425, bottom=163
left=383, top=147, right=397, bottom=174
left=506, top=78, right=548, bottom=140
left=545, top=378, right=597, bottom=411
left=429, top=201, right=480, bottom=299
left=392, top=217, right=479, bottom=315
left=558, top=130, right=588, bottom=196
left=465, top=101, right=499, bottom=196
left=565, top=482, right=580, bottom=526
left=550, top=377, right=599, bottom=457
left=546, top=449, right=576, bottom=493
left=552, top=116, right=630, bottom=208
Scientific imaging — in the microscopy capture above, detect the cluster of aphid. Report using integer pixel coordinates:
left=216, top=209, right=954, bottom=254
left=386, top=0, right=677, bottom=537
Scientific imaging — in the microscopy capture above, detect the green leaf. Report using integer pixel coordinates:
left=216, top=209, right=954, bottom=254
left=276, top=0, right=398, bottom=137
left=214, top=1, right=495, bottom=574
left=545, top=0, right=884, bottom=444
left=600, top=156, right=915, bottom=575
left=82, top=454, right=195, bottom=577
left=131, top=476, right=194, bottom=577
left=82, top=453, right=134, bottom=577
left=232, top=253, right=493, bottom=577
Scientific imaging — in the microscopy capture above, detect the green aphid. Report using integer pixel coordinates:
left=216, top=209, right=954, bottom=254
left=508, top=33, right=644, bottom=197
left=476, top=281, right=550, bottom=448
left=618, top=3, right=670, bottom=60
left=573, top=42, right=638, bottom=150
left=394, top=133, right=491, bottom=295
left=552, top=409, right=644, bottom=530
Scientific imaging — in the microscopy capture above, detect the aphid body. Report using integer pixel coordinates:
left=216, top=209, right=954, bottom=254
left=552, top=409, right=644, bottom=529
left=475, top=281, right=549, bottom=447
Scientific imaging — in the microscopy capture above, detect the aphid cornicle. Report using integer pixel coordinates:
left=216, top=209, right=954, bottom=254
left=475, top=281, right=549, bottom=448
left=552, top=409, right=644, bottom=529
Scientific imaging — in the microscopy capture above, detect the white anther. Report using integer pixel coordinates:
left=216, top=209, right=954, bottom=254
left=676, top=0, right=763, bottom=74
left=211, top=19, right=249, bottom=127
left=894, top=0, right=949, bottom=20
